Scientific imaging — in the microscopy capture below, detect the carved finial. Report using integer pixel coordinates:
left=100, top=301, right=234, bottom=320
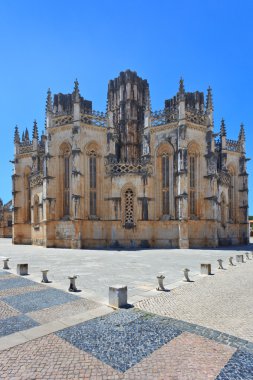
left=73, top=79, right=80, bottom=102
left=14, top=125, right=20, bottom=144
left=32, top=120, right=39, bottom=140
left=220, top=118, right=226, bottom=136
left=24, top=128, right=30, bottom=141
left=206, top=86, right=213, bottom=111
left=179, top=77, right=185, bottom=94
left=239, top=123, right=245, bottom=141
left=46, top=88, right=52, bottom=113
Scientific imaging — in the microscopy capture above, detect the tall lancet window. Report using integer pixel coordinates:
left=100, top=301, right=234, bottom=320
left=33, top=194, right=39, bottom=225
left=64, top=155, right=70, bottom=216
left=228, top=167, right=235, bottom=222
left=162, top=154, right=170, bottom=215
left=60, top=143, right=71, bottom=217
left=189, top=155, right=196, bottom=216
left=89, top=151, right=97, bottom=216
left=24, top=167, right=31, bottom=223
left=188, top=141, right=200, bottom=219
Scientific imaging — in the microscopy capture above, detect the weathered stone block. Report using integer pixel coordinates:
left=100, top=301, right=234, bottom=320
left=236, top=254, right=244, bottom=263
left=109, top=285, right=127, bottom=308
left=200, top=263, right=211, bottom=275
left=17, top=263, right=28, bottom=275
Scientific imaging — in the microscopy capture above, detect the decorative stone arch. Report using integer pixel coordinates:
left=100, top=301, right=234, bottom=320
left=33, top=194, right=40, bottom=225
left=187, top=140, right=201, bottom=218
left=155, top=142, right=175, bottom=219
left=59, top=141, right=72, bottom=218
left=227, top=163, right=236, bottom=222
left=24, top=166, right=32, bottom=223
left=85, top=141, right=102, bottom=219
left=121, top=183, right=137, bottom=229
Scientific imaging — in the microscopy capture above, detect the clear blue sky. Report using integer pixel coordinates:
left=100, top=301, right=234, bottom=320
left=0, top=0, right=252, bottom=213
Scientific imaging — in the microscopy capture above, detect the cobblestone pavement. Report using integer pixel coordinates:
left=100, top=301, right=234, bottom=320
left=0, top=240, right=253, bottom=379
left=0, top=309, right=253, bottom=379
left=135, top=258, right=253, bottom=342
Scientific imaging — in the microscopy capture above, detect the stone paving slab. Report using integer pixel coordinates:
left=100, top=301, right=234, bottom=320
left=0, top=276, right=37, bottom=290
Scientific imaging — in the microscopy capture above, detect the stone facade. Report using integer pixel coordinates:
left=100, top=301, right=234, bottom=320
left=12, top=70, right=249, bottom=248
left=0, top=200, right=12, bottom=238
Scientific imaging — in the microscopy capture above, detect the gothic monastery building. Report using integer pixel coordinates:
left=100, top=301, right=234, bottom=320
left=12, top=70, right=249, bottom=248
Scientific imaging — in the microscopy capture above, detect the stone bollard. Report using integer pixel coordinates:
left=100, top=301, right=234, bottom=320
left=156, top=275, right=166, bottom=291
left=251, top=252, right=253, bottom=259
left=200, top=264, right=211, bottom=275
left=217, top=259, right=224, bottom=270
left=41, top=269, right=50, bottom=283
left=245, top=252, right=251, bottom=260
left=236, top=254, right=245, bottom=263
left=17, top=264, right=28, bottom=276
left=68, top=275, right=78, bottom=292
left=109, top=285, right=127, bottom=308
left=3, top=258, right=10, bottom=270
left=229, top=257, right=235, bottom=266
left=183, top=268, right=191, bottom=282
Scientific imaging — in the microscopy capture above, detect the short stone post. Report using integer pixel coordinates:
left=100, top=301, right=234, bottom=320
left=217, top=259, right=224, bottom=269
left=200, top=263, right=211, bottom=275
left=229, top=257, right=235, bottom=266
left=68, top=275, right=78, bottom=292
left=41, top=269, right=49, bottom=283
left=109, top=285, right=127, bottom=308
left=245, top=252, right=251, bottom=260
left=183, top=268, right=191, bottom=282
left=17, top=264, right=28, bottom=276
left=236, top=254, right=245, bottom=263
left=156, top=275, right=166, bottom=291
left=3, top=258, right=10, bottom=270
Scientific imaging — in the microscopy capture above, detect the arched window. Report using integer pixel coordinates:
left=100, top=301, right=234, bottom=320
left=162, top=154, right=170, bottom=215
left=188, top=142, right=200, bottom=219
left=24, top=167, right=31, bottom=223
left=89, top=150, right=97, bottom=216
left=60, top=143, right=71, bottom=217
left=124, top=188, right=134, bottom=228
left=221, top=192, right=227, bottom=226
left=228, top=166, right=235, bottom=222
left=33, top=194, right=39, bottom=225
left=156, top=143, right=174, bottom=219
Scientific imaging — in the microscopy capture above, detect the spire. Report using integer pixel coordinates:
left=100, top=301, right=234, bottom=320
left=22, top=131, right=25, bottom=141
left=24, top=128, right=29, bottom=141
left=46, top=88, right=52, bottom=113
left=14, top=125, right=20, bottom=144
left=220, top=118, right=226, bottom=136
left=179, top=77, right=185, bottom=95
left=239, top=123, right=245, bottom=141
left=206, top=86, right=213, bottom=111
left=73, top=78, right=80, bottom=102
left=32, top=120, right=39, bottom=140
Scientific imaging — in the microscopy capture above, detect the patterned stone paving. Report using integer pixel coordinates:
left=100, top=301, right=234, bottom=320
left=27, top=298, right=101, bottom=324
left=0, top=284, right=45, bottom=297
left=1, top=309, right=253, bottom=379
left=0, top=276, right=35, bottom=290
left=0, top=314, right=39, bottom=337
left=0, top=299, right=20, bottom=320
left=135, top=261, right=253, bottom=342
left=3, top=287, right=79, bottom=313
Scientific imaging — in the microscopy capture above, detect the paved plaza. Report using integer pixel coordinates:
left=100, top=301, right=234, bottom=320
left=0, top=238, right=253, bottom=379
